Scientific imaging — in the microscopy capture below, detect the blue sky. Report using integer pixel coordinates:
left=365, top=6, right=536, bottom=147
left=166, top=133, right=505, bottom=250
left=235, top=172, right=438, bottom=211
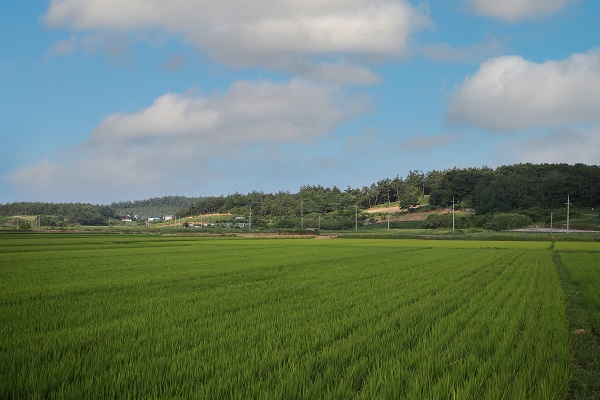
left=1, top=0, right=599, bottom=204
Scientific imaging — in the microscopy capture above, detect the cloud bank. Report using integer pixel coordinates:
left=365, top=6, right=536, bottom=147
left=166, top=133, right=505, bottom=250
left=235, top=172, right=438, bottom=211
left=468, top=0, right=575, bottom=22
left=507, top=126, right=600, bottom=165
left=8, top=79, right=369, bottom=202
left=447, top=49, right=600, bottom=132
left=44, top=0, right=430, bottom=83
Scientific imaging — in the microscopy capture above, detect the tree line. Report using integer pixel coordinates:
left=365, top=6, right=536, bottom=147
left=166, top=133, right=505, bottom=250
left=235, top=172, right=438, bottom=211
left=182, top=163, right=599, bottom=217
left=0, top=202, right=117, bottom=226
left=1, top=163, right=598, bottom=227
left=110, top=196, right=201, bottom=216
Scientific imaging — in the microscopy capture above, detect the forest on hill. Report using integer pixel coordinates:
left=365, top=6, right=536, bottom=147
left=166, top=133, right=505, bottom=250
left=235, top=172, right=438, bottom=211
left=1, top=163, right=599, bottom=229
left=182, top=163, right=599, bottom=214
left=109, top=196, right=201, bottom=216
left=0, top=196, right=200, bottom=227
left=0, top=202, right=116, bottom=226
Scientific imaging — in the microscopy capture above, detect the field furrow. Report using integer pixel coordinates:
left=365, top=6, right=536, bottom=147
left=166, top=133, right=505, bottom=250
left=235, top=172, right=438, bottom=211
left=0, top=235, right=575, bottom=399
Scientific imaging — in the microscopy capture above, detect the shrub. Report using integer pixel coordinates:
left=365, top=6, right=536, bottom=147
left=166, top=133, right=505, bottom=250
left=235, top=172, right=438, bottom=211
left=424, top=213, right=473, bottom=229
left=274, top=218, right=298, bottom=229
left=424, top=213, right=450, bottom=229
left=250, top=218, right=268, bottom=229
left=483, top=213, right=532, bottom=231
left=519, top=207, right=549, bottom=223
left=319, top=218, right=356, bottom=230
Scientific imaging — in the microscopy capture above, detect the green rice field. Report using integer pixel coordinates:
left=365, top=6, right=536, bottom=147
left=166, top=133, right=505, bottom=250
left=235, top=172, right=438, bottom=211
left=1, top=233, right=599, bottom=399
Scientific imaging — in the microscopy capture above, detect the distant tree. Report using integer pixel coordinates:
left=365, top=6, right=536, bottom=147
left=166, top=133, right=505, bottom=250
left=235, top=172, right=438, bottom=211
left=399, top=186, right=420, bottom=208
left=424, top=170, right=444, bottom=195
left=405, top=170, right=425, bottom=196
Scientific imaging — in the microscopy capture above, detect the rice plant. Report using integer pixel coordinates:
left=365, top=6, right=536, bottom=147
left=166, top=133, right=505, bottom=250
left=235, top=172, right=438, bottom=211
left=0, top=234, right=573, bottom=399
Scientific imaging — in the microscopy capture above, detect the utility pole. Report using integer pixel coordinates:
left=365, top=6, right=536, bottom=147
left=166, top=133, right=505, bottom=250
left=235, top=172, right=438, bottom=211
left=452, top=197, right=457, bottom=233
left=550, top=212, right=553, bottom=234
left=249, top=205, right=252, bottom=231
left=355, top=205, right=358, bottom=232
left=565, top=195, right=572, bottom=234
left=387, top=194, right=390, bottom=230
left=301, top=199, right=304, bottom=230
left=452, top=197, right=455, bottom=233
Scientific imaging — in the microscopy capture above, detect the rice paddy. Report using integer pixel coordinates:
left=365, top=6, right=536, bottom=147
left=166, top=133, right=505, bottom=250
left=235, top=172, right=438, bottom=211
left=1, top=234, right=597, bottom=399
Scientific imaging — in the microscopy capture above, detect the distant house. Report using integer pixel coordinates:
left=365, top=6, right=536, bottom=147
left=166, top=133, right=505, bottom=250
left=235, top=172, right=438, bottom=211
left=164, top=215, right=174, bottom=221
left=234, top=216, right=245, bottom=221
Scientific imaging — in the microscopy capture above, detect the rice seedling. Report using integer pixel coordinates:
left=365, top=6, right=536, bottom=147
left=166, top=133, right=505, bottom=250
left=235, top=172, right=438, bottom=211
left=0, top=234, right=573, bottom=398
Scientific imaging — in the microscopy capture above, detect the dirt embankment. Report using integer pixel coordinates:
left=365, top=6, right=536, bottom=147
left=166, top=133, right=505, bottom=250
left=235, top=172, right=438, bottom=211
left=160, top=213, right=233, bottom=227
left=366, top=206, right=471, bottom=221
left=366, top=206, right=402, bottom=215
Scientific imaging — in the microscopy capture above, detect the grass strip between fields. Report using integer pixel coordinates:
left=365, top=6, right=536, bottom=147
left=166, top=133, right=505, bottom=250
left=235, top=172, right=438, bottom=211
left=553, top=249, right=600, bottom=399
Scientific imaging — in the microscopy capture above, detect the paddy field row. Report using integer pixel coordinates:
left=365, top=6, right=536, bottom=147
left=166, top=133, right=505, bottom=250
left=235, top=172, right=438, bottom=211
left=1, top=234, right=598, bottom=399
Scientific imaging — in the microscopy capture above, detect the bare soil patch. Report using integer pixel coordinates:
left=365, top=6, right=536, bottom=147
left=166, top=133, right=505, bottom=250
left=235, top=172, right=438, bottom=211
left=367, top=208, right=470, bottom=222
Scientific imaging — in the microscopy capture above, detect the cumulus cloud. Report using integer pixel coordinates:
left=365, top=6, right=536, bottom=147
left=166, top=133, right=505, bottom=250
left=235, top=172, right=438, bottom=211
left=416, top=37, right=506, bottom=63
left=45, top=34, right=78, bottom=59
left=503, top=126, right=600, bottom=165
left=468, top=0, right=576, bottom=22
left=446, top=49, right=600, bottom=132
left=91, top=79, right=365, bottom=144
left=302, top=62, right=382, bottom=85
left=44, top=0, right=430, bottom=83
left=8, top=79, right=369, bottom=202
left=43, top=32, right=136, bottom=66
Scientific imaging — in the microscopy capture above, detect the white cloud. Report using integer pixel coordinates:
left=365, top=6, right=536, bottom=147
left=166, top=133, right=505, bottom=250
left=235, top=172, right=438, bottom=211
left=45, top=35, right=78, bottom=58
left=43, top=32, right=136, bottom=67
left=503, top=126, right=600, bottom=165
left=468, top=0, right=576, bottom=22
left=8, top=79, right=369, bottom=202
left=296, top=61, right=382, bottom=85
left=416, top=37, right=506, bottom=63
left=92, top=79, right=366, bottom=145
left=44, top=0, right=430, bottom=83
left=447, top=49, right=600, bottom=132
